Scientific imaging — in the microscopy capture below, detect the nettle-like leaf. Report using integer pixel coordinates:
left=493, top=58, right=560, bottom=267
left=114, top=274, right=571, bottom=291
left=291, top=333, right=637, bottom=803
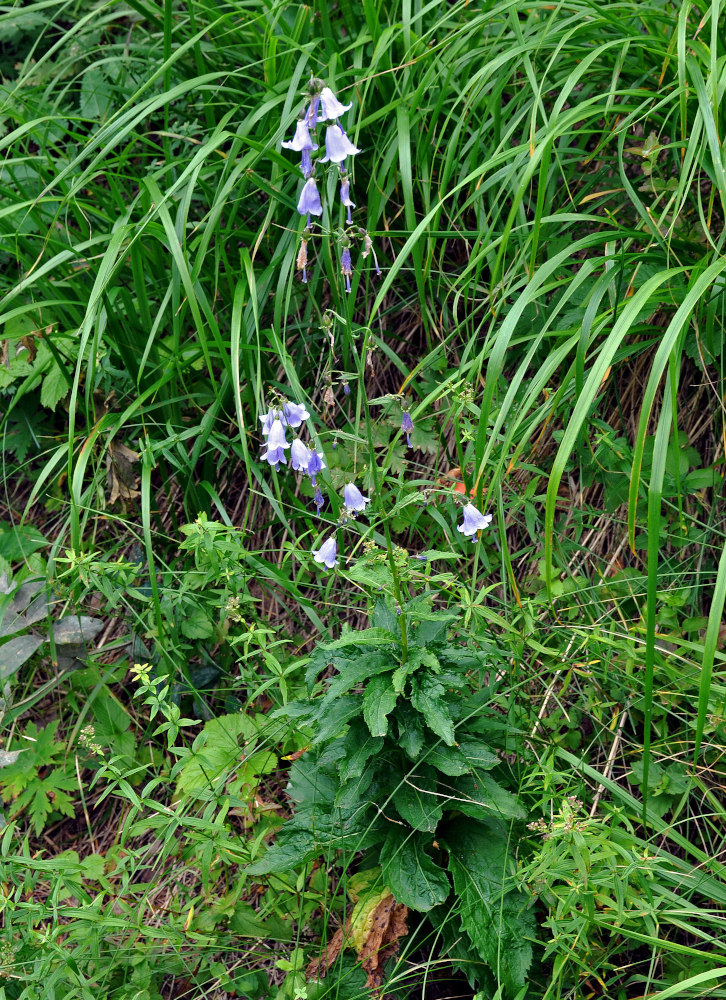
left=362, top=675, right=398, bottom=737
left=394, top=766, right=442, bottom=832
left=443, top=817, right=535, bottom=996
left=410, top=675, right=456, bottom=745
left=380, top=827, right=450, bottom=911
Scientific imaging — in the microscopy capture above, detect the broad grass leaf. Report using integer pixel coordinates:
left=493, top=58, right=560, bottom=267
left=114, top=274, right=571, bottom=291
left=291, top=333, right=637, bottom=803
left=380, top=828, right=449, bottom=911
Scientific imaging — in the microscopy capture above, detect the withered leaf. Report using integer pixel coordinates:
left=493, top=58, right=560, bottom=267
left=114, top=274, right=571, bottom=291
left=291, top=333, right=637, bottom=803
left=306, top=925, right=345, bottom=981
left=359, top=894, right=409, bottom=993
left=106, top=440, right=140, bottom=505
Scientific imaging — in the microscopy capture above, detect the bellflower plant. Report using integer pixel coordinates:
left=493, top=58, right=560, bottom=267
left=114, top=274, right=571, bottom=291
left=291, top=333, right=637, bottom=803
left=282, top=118, right=318, bottom=153
left=290, top=439, right=312, bottom=472
left=340, top=175, right=355, bottom=224
left=307, top=450, right=325, bottom=485
left=283, top=401, right=311, bottom=427
left=297, top=177, right=323, bottom=224
left=340, top=245, right=352, bottom=294
left=457, top=503, right=493, bottom=538
left=318, top=86, right=351, bottom=120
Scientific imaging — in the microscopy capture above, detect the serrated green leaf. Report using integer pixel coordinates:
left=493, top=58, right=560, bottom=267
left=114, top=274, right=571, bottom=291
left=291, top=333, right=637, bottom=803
left=40, top=362, right=69, bottom=411
left=395, top=768, right=442, bottom=832
left=444, top=773, right=525, bottom=821
left=380, top=828, right=449, bottom=911
left=397, top=705, right=425, bottom=759
left=410, top=675, right=455, bottom=745
left=362, top=675, right=398, bottom=737
left=423, top=743, right=470, bottom=776
left=444, top=818, right=534, bottom=995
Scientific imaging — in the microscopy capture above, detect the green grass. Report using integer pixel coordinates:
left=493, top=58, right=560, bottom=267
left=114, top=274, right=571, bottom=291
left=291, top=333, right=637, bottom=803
left=0, top=0, right=726, bottom=997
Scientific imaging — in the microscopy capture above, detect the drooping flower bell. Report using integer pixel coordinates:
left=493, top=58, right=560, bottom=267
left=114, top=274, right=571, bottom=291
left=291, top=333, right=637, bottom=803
left=362, top=231, right=381, bottom=276
left=318, top=86, right=351, bottom=121
left=297, top=177, right=323, bottom=223
left=343, top=482, right=369, bottom=513
left=313, top=484, right=325, bottom=511
left=457, top=503, right=493, bottom=538
left=321, top=124, right=360, bottom=164
left=401, top=410, right=414, bottom=447
left=282, top=118, right=318, bottom=153
left=340, top=175, right=355, bottom=223
left=341, top=246, right=352, bottom=294
left=260, top=408, right=281, bottom=436
left=282, top=401, right=311, bottom=427
left=312, top=536, right=338, bottom=569
left=290, top=438, right=312, bottom=472
left=307, top=450, right=325, bottom=485
left=260, top=419, right=289, bottom=469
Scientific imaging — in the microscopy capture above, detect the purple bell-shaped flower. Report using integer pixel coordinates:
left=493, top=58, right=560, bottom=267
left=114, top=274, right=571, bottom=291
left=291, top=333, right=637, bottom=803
left=312, top=536, right=338, bottom=569
left=321, top=124, right=360, bottom=164
left=457, top=503, right=493, bottom=538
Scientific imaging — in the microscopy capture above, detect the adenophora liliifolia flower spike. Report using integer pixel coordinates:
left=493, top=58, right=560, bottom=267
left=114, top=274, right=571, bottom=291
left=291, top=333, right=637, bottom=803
left=320, top=124, right=360, bottom=164
left=343, top=482, right=369, bottom=513
left=318, top=86, right=352, bottom=121
left=297, top=177, right=323, bottom=225
left=281, top=117, right=318, bottom=153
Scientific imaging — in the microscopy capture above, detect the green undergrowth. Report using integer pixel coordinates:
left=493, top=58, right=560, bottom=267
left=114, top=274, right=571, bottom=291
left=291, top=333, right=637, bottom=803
left=1, top=0, right=726, bottom=998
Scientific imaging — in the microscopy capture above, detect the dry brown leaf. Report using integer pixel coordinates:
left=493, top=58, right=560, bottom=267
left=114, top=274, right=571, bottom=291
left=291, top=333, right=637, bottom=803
left=359, top=894, right=409, bottom=993
left=306, top=926, right=345, bottom=980
left=106, top=440, right=140, bottom=505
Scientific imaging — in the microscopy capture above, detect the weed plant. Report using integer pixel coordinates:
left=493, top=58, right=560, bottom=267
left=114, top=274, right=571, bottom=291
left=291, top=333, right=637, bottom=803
left=0, top=0, right=726, bottom=998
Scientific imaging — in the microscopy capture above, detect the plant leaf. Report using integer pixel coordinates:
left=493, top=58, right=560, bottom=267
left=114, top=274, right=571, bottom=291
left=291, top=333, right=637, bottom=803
left=0, top=634, right=45, bottom=678
left=380, top=828, right=449, bottom=911
left=363, top=675, right=398, bottom=738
